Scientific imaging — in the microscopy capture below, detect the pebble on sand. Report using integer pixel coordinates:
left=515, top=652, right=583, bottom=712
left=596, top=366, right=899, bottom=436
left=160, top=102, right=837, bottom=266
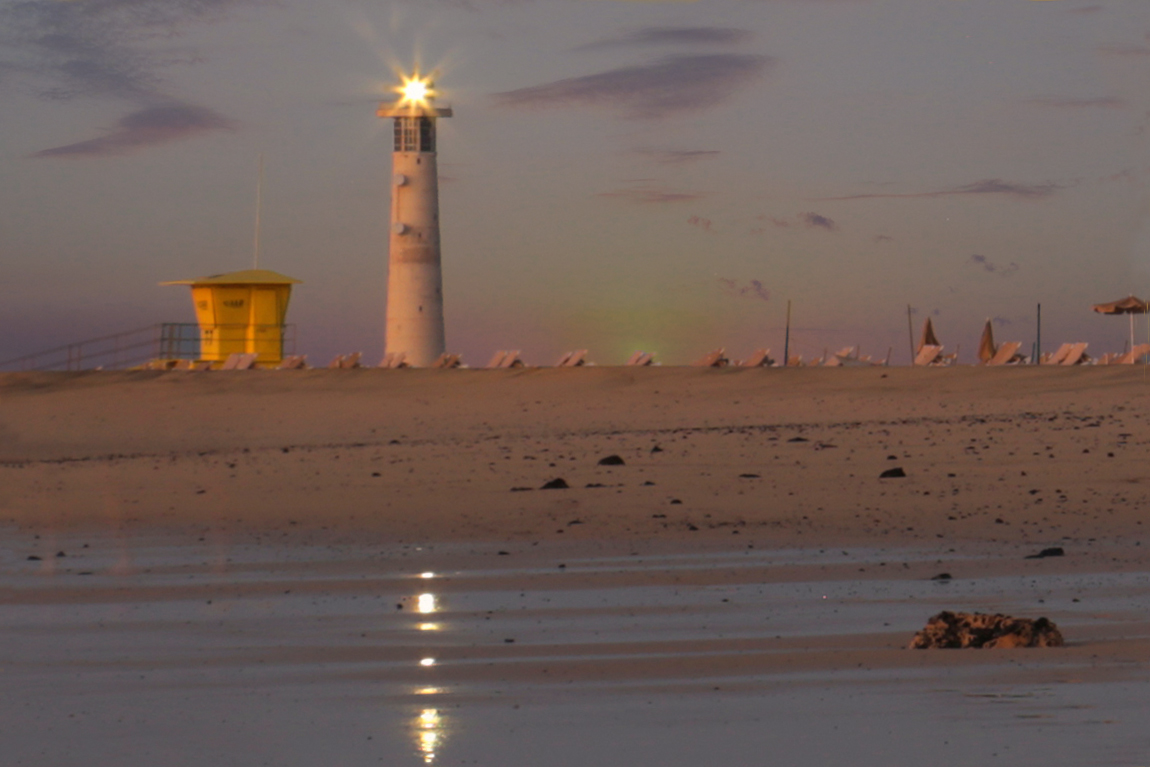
left=1025, top=547, right=1065, bottom=559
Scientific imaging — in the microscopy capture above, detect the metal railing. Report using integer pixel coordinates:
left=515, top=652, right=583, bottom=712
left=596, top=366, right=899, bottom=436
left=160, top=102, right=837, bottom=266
left=0, top=324, right=296, bottom=372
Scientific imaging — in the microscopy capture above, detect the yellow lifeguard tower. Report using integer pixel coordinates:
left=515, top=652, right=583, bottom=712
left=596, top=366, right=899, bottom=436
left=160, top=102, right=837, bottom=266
left=161, top=269, right=301, bottom=367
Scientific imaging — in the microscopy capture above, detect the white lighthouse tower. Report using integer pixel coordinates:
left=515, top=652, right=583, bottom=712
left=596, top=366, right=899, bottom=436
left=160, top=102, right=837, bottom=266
left=378, top=74, right=452, bottom=367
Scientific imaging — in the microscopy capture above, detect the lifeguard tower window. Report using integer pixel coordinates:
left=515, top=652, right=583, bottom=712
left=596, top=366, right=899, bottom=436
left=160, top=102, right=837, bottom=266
left=394, top=117, right=435, bottom=152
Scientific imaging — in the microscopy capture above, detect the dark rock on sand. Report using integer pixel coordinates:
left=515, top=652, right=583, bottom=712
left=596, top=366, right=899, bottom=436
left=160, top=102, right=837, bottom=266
left=931, top=573, right=952, bottom=581
left=598, top=455, right=626, bottom=466
left=541, top=478, right=569, bottom=489
left=1025, top=547, right=1065, bottom=559
left=880, top=467, right=906, bottom=478
left=909, top=611, right=1063, bottom=649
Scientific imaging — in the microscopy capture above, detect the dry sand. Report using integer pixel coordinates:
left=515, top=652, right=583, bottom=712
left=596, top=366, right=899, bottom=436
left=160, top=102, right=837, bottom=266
left=3, top=366, right=1150, bottom=548
left=2, top=367, right=1149, bottom=765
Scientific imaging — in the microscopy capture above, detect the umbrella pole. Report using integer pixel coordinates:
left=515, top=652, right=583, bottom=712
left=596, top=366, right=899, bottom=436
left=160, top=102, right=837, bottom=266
left=1131, top=312, right=1135, bottom=356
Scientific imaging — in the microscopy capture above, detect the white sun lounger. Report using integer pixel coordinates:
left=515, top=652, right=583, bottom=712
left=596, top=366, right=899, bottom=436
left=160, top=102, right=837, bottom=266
left=986, top=341, right=1022, bottom=366
left=914, top=345, right=943, bottom=366
left=626, top=351, right=653, bottom=366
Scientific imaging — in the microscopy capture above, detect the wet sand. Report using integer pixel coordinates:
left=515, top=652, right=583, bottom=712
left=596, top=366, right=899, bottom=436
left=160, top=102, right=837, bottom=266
left=2, top=537, right=1148, bottom=766
left=2, top=368, right=1149, bottom=764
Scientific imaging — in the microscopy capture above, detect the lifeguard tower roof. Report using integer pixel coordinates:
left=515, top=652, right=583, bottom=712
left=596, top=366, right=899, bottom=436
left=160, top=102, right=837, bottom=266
left=160, top=269, right=301, bottom=287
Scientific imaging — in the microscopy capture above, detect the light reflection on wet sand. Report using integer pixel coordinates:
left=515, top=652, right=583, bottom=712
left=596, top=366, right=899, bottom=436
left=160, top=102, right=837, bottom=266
left=1, top=537, right=1148, bottom=766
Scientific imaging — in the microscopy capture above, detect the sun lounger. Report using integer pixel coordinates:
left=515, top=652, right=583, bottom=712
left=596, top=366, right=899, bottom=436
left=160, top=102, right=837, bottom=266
left=379, top=352, right=408, bottom=369
left=222, top=353, right=258, bottom=370
left=328, top=352, right=361, bottom=369
left=787, top=354, right=802, bottom=366
left=914, top=345, right=943, bottom=366
left=276, top=355, right=308, bottom=370
left=1113, top=344, right=1150, bottom=364
left=1060, top=343, right=1089, bottom=366
left=691, top=349, right=728, bottom=368
left=432, top=353, right=462, bottom=369
left=498, top=351, right=524, bottom=368
left=986, top=341, right=1022, bottom=366
left=555, top=350, right=587, bottom=367
left=626, top=351, right=654, bottom=366
left=1043, top=343, right=1072, bottom=365
left=740, top=349, right=773, bottom=367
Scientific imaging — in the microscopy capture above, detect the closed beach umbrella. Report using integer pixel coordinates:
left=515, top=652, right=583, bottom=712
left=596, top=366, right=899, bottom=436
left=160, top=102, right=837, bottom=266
left=1092, top=295, right=1149, bottom=354
left=978, top=320, right=996, bottom=363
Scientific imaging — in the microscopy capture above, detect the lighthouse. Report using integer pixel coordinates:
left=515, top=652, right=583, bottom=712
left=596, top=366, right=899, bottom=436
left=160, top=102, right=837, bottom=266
left=378, top=74, right=452, bottom=367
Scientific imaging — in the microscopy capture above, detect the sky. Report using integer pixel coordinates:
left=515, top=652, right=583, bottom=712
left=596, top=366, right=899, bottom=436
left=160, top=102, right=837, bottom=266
left=4, top=0, right=1150, bottom=367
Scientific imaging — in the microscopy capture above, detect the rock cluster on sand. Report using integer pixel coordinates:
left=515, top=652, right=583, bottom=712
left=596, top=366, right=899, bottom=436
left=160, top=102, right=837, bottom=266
left=909, top=611, right=1064, bottom=649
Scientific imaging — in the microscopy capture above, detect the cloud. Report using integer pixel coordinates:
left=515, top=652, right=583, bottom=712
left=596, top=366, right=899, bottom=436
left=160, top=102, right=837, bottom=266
left=634, top=148, right=720, bottom=165
left=0, top=0, right=261, bottom=102
left=492, top=54, right=773, bottom=119
left=818, top=178, right=1063, bottom=201
left=718, top=278, right=770, bottom=302
left=1027, top=96, right=1125, bottom=109
left=767, top=212, right=838, bottom=230
left=1, top=1, right=259, bottom=157
left=873, top=234, right=893, bottom=243
left=33, top=103, right=234, bottom=157
left=687, top=215, right=713, bottom=232
left=798, top=211, right=837, bottom=231
left=597, top=184, right=702, bottom=204
left=578, top=27, right=753, bottom=51
left=969, top=254, right=1019, bottom=278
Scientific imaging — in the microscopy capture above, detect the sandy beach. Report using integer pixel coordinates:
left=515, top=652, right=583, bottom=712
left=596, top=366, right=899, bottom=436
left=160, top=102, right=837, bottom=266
left=2, top=368, right=1149, bottom=765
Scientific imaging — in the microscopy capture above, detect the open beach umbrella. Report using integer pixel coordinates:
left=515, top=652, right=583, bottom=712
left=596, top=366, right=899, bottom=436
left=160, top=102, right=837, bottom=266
left=1092, top=295, right=1149, bottom=354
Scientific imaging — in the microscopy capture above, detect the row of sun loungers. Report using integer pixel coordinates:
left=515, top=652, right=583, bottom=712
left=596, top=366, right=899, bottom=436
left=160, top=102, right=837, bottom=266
left=156, top=338, right=1150, bottom=372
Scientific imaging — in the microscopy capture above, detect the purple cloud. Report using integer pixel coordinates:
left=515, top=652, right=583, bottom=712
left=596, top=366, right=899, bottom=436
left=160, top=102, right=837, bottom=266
left=578, top=27, right=753, bottom=51
left=798, top=211, right=838, bottom=231
left=493, top=54, right=773, bottom=119
left=767, top=212, right=839, bottom=231
left=33, top=103, right=234, bottom=158
left=969, top=254, right=1019, bottom=278
left=873, top=234, right=894, bottom=243
left=0, top=0, right=262, bottom=101
left=818, top=178, right=1063, bottom=201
